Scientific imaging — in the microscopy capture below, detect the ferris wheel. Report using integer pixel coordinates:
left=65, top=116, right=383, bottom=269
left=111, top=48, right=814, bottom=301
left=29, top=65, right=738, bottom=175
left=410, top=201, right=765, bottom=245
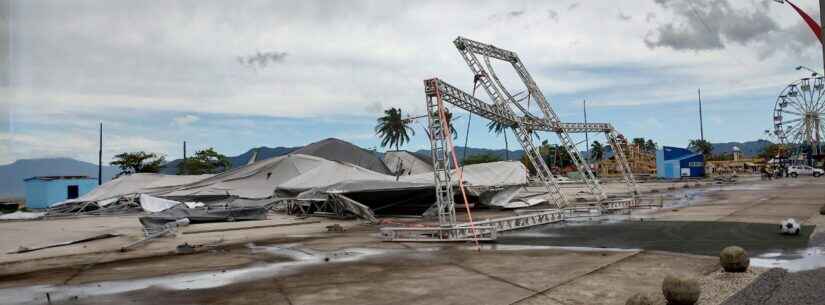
left=772, top=76, right=825, bottom=156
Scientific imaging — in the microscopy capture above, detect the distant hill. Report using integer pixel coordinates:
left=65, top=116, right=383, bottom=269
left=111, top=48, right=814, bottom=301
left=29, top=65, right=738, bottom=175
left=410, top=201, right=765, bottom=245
left=414, top=147, right=526, bottom=162
left=710, top=140, right=772, bottom=157
left=0, top=158, right=118, bottom=197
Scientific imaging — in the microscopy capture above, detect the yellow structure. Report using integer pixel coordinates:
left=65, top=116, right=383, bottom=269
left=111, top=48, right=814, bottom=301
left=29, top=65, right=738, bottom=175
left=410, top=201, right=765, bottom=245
left=598, top=142, right=656, bottom=177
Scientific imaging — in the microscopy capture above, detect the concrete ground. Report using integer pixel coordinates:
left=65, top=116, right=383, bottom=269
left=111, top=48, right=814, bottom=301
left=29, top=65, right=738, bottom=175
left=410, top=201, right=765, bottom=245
left=0, top=176, right=823, bottom=305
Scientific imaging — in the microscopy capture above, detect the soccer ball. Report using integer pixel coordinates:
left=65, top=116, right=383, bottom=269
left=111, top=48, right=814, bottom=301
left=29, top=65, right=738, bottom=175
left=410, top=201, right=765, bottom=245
left=780, top=218, right=801, bottom=235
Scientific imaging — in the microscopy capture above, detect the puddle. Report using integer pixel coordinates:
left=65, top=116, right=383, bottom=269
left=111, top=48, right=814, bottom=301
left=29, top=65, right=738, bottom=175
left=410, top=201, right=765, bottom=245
left=751, top=246, right=825, bottom=272
left=0, top=244, right=397, bottom=305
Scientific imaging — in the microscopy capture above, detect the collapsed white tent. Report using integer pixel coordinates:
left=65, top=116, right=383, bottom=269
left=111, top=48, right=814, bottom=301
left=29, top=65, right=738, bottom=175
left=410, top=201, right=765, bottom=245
left=52, top=173, right=214, bottom=207
left=158, top=154, right=392, bottom=198
left=383, top=151, right=433, bottom=176
left=47, top=151, right=531, bottom=218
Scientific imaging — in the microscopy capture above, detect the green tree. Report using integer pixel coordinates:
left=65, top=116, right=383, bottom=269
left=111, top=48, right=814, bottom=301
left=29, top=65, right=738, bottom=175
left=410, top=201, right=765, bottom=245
left=110, top=151, right=165, bottom=178
left=375, top=107, right=415, bottom=151
left=688, top=139, right=713, bottom=156
left=487, top=120, right=512, bottom=160
left=632, top=137, right=646, bottom=149
left=520, top=141, right=572, bottom=174
left=644, top=139, right=658, bottom=153
left=463, top=154, right=502, bottom=166
left=178, top=148, right=230, bottom=175
left=590, top=141, right=604, bottom=161
left=759, top=143, right=785, bottom=160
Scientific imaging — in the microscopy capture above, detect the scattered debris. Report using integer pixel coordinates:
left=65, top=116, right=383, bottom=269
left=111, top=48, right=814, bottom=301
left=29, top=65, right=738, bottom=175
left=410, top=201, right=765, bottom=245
left=8, top=233, right=120, bottom=254
left=175, top=243, right=195, bottom=254
left=0, top=211, right=46, bottom=220
left=121, top=218, right=190, bottom=252
left=326, top=224, right=345, bottom=232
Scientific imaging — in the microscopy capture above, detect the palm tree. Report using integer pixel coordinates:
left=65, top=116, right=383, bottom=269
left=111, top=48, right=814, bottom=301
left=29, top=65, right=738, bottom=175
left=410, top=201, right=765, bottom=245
left=425, top=108, right=458, bottom=139
left=487, top=120, right=511, bottom=160
left=688, top=139, right=713, bottom=156
left=590, top=141, right=604, bottom=161
left=375, top=107, right=415, bottom=151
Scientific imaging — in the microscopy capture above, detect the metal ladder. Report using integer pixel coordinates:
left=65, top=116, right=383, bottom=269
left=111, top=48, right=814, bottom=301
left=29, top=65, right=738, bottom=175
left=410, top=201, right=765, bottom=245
left=425, top=81, right=456, bottom=226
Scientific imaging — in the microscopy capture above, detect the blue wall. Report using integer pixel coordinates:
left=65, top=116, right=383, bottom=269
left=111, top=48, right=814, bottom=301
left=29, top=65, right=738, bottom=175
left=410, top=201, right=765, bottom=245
left=24, top=178, right=97, bottom=209
left=656, top=146, right=705, bottom=179
left=679, top=154, right=705, bottom=177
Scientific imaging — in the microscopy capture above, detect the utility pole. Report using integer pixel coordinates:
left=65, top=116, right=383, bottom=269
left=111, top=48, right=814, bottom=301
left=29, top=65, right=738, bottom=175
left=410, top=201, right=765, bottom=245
left=583, top=99, right=589, bottom=159
left=698, top=89, right=705, bottom=142
left=183, top=141, right=188, bottom=174
left=98, top=122, right=103, bottom=185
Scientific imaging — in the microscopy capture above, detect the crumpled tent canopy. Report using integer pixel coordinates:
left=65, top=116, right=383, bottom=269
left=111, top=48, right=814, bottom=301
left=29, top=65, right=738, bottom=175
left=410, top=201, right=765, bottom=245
left=160, top=154, right=527, bottom=198
left=159, top=154, right=391, bottom=198
left=52, top=173, right=213, bottom=207
left=49, top=151, right=532, bottom=218
left=383, top=151, right=433, bottom=176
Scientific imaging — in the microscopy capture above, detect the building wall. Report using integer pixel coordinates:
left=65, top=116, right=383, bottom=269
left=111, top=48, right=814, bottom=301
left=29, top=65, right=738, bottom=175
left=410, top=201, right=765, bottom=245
left=656, top=146, right=705, bottom=179
left=24, top=179, right=97, bottom=209
left=679, top=154, right=705, bottom=177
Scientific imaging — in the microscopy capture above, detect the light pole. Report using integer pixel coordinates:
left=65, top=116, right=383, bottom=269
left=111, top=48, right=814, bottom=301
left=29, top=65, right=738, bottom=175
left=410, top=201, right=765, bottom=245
left=796, top=65, right=820, bottom=76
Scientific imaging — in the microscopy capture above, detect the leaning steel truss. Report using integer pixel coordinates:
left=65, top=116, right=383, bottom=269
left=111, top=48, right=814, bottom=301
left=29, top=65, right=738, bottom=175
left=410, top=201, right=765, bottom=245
left=382, top=37, right=640, bottom=241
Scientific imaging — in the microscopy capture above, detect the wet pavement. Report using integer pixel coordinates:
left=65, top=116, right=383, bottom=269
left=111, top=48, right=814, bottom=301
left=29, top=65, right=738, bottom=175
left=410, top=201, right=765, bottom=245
left=499, top=221, right=815, bottom=257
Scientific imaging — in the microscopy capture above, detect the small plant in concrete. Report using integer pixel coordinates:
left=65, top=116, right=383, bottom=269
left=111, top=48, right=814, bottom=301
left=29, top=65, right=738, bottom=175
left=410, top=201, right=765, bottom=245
left=719, top=246, right=749, bottom=272
left=662, top=274, right=700, bottom=305
left=625, top=292, right=655, bottom=305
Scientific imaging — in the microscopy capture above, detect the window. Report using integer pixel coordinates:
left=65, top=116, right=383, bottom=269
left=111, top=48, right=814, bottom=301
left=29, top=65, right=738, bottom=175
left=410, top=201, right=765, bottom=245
left=67, top=185, right=79, bottom=199
left=688, top=161, right=704, bottom=167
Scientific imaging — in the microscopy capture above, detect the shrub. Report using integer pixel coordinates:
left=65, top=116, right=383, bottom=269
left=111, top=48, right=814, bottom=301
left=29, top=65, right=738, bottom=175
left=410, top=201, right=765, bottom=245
left=720, top=246, right=749, bottom=272
left=662, top=274, right=700, bottom=305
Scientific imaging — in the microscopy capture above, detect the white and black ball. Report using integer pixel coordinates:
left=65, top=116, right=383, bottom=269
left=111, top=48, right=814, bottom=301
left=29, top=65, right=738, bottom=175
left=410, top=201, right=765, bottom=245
left=780, top=218, right=801, bottom=235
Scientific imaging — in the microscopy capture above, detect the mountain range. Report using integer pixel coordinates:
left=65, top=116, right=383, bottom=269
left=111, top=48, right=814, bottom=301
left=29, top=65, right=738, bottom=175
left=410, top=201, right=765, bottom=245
left=0, top=139, right=772, bottom=198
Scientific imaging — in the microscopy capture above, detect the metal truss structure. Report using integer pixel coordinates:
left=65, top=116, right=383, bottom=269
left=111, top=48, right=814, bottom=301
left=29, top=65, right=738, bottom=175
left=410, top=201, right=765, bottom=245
left=383, top=37, right=640, bottom=241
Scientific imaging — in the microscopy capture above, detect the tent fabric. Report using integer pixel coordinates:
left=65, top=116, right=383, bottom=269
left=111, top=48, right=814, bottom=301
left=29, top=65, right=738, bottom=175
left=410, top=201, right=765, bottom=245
left=290, top=138, right=391, bottom=174
left=0, top=211, right=46, bottom=220
left=52, top=173, right=213, bottom=207
left=163, top=156, right=527, bottom=199
left=383, top=151, right=433, bottom=176
left=138, top=194, right=181, bottom=212
left=399, top=161, right=528, bottom=187
left=160, top=154, right=391, bottom=198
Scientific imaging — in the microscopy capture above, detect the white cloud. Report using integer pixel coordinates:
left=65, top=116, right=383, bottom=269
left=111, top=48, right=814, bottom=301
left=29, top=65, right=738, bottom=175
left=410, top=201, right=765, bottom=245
left=172, top=114, right=200, bottom=126
left=3, top=1, right=821, bottom=162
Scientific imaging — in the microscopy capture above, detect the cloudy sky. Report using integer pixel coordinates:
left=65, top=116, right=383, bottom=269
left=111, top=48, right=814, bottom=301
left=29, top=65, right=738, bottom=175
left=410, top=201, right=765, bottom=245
left=2, top=0, right=824, bottom=164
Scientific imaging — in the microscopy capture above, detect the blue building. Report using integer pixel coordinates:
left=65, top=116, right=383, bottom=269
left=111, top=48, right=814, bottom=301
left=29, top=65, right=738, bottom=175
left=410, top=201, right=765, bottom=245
left=656, top=146, right=705, bottom=179
left=24, top=176, right=97, bottom=209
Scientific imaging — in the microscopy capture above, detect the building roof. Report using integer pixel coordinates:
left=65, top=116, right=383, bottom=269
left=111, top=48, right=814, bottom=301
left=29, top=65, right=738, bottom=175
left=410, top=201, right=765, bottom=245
left=24, top=176, right=95, bottom=182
